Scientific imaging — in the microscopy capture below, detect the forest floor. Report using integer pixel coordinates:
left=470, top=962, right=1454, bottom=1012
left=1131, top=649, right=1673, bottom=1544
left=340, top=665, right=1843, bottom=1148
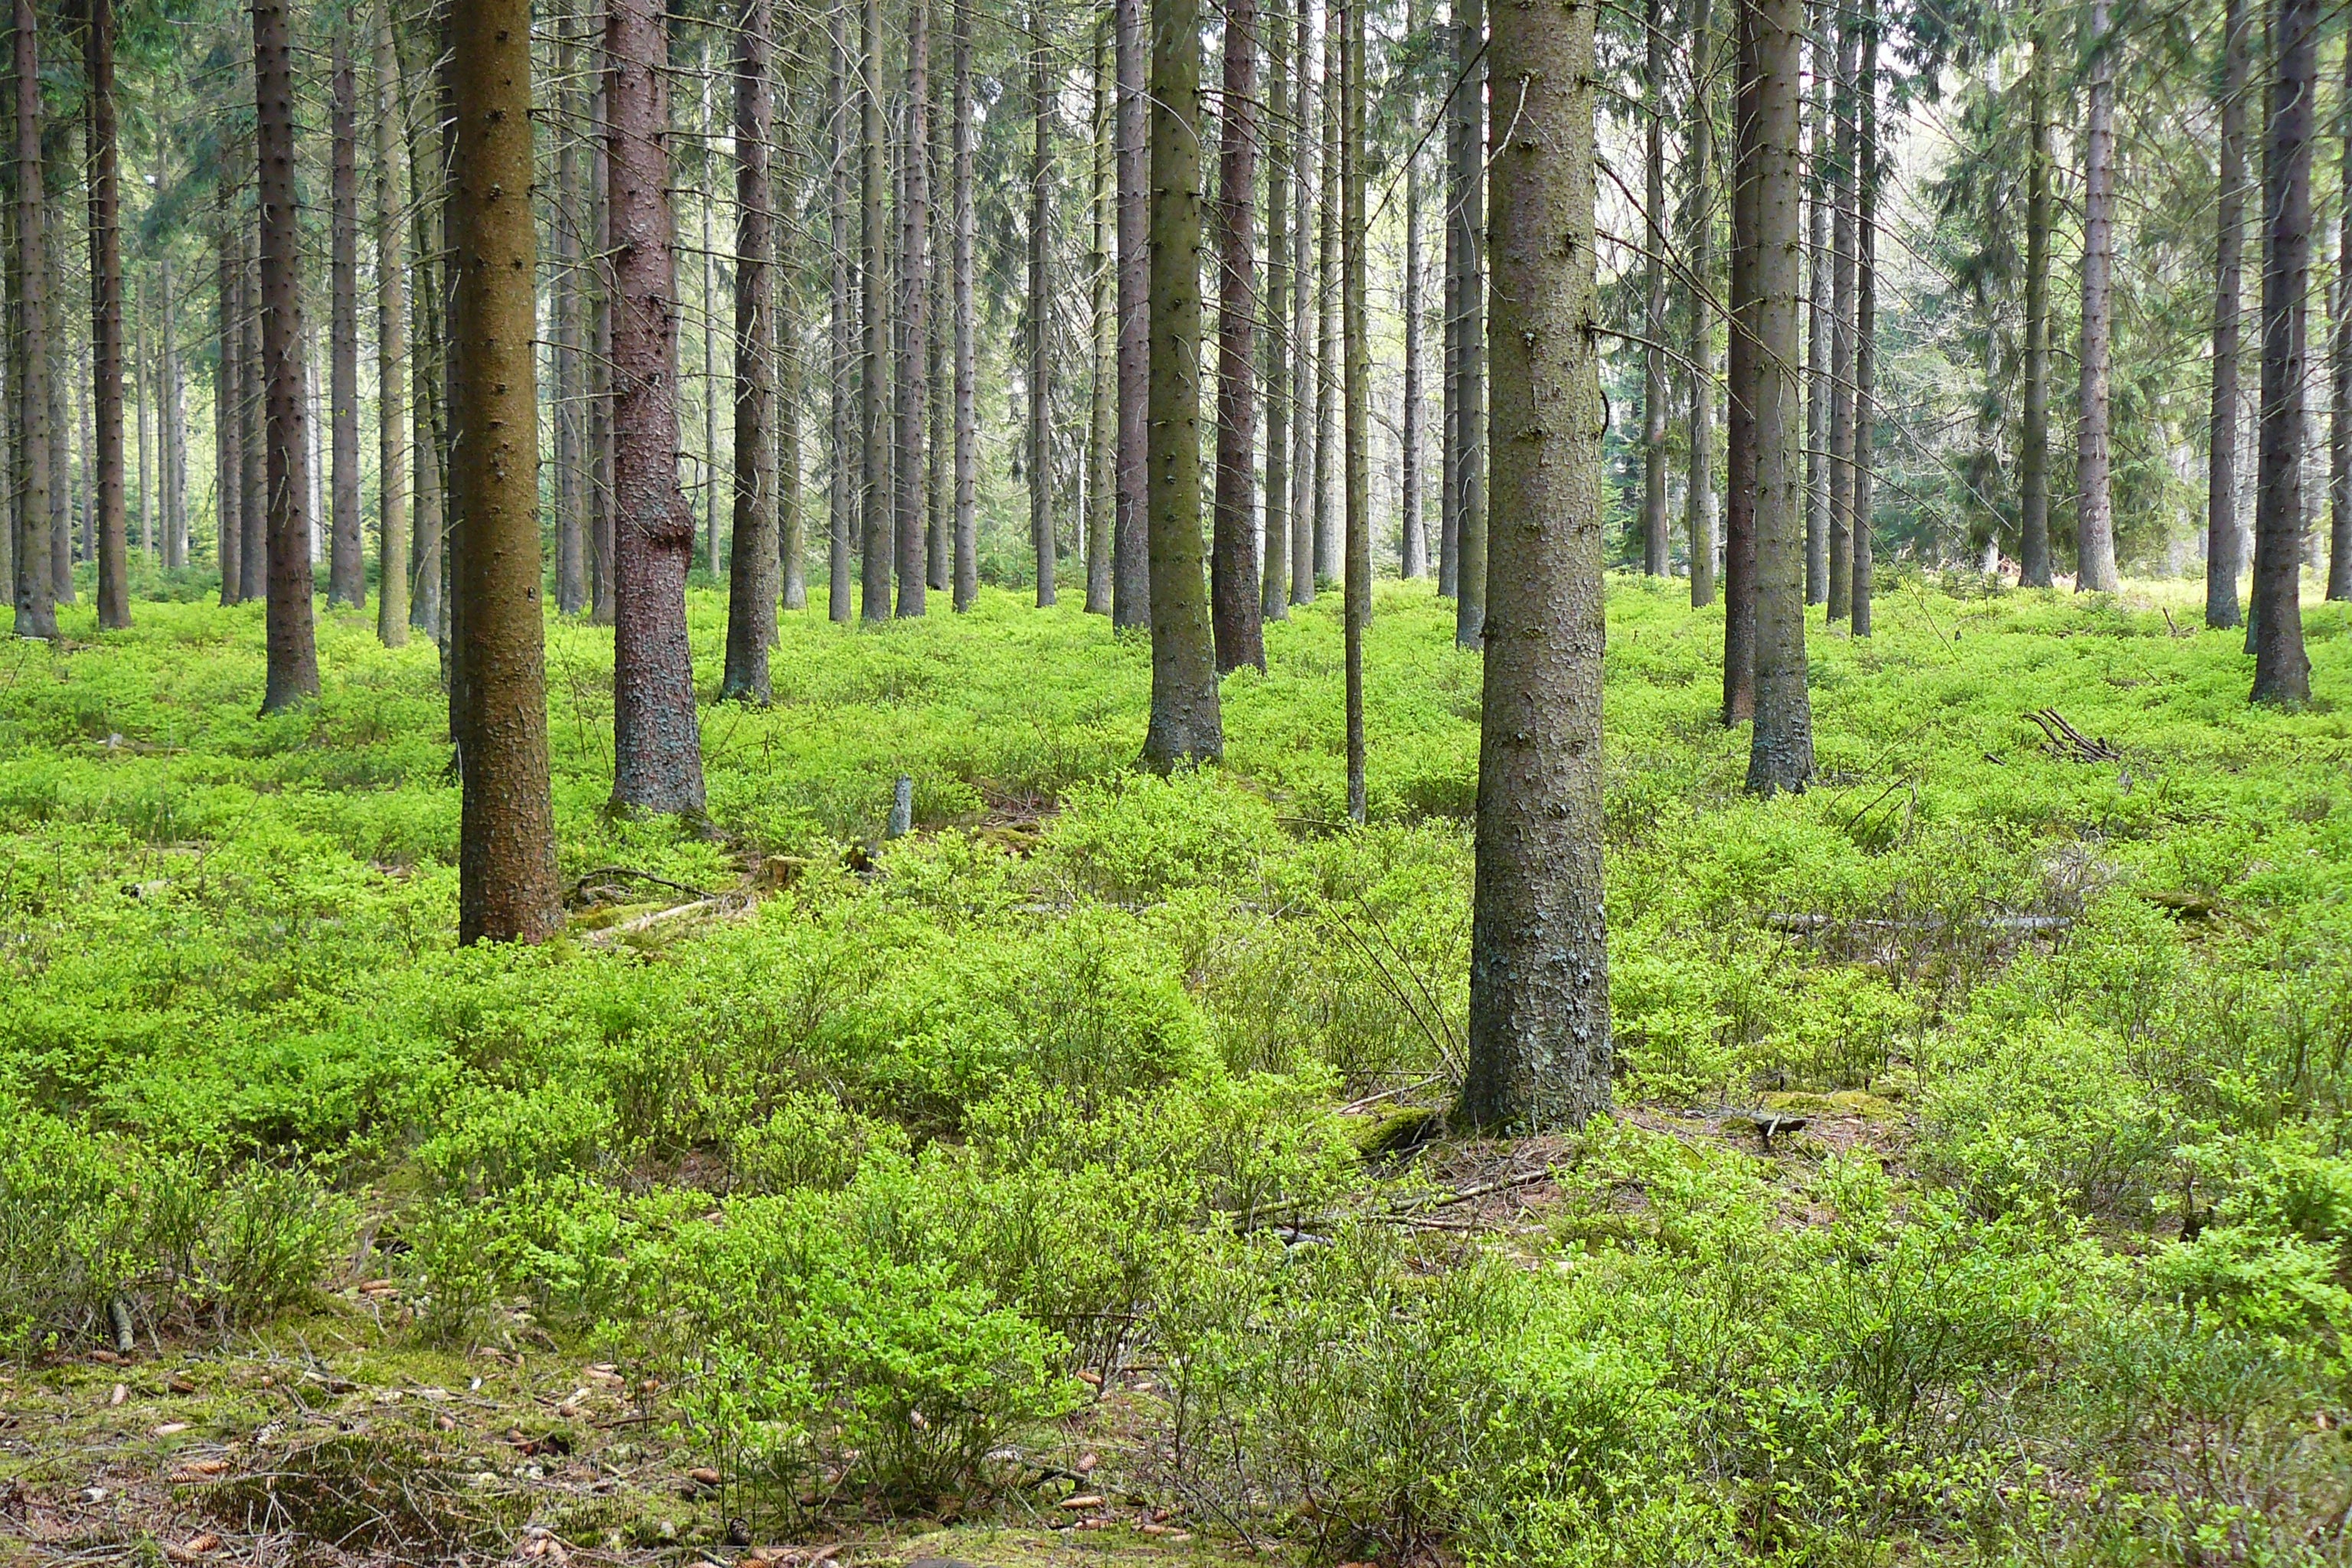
left=5, top=567, right=2352, bottom=1566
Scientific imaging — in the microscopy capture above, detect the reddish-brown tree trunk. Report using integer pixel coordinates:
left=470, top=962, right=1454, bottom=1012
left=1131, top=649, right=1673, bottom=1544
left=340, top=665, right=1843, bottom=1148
left=1210, top=0, right=1262, bottom=673
left=328, top=12, right=361, bottom=607
left=1112, top=0, right=1148, bottom=627
left=256, top=0, right=318, bottom=710
left=895, top=0, right=929, bottom=615
left=87, top=0, right=128, bottom=628
left=374, top=0, right=407, bottom=643
left=720, top=0, right=776, bottom=697
left=8, top=0, right=54, bottom=639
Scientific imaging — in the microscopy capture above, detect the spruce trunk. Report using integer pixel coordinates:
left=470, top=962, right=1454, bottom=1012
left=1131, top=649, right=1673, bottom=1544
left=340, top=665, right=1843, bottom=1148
left=328, top=13, right=362, bottom=608
left=87, top=0, right=129, bottom=628
left=2208, top=0, right=2249, bottom=622
left=721, top=0, right=777, bottom=697
left=374, top=0, right=408, bottom=643
left=2074, top=0, right=2119, bottom=592
left=1210, top=0, right=1263, bottom=673
left=256, top=0, right=319, bottom=710
left=2250, top=0, right=2314, bottom=701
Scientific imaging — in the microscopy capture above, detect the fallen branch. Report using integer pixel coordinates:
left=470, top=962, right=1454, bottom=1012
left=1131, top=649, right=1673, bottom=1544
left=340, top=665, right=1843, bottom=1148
left=567, top=866, right=714, bottom=906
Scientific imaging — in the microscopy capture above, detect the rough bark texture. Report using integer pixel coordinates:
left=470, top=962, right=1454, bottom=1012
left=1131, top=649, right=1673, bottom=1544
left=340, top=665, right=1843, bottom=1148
left=87, top=0, right=129, bottom=628
left=448, top=0, right=561, bottom=943
left=1313, top=36, right=1339, bottom=588
left=606, top=0, right=707, bottom=810
left=2208, top=0, right=2249, bottom=622
left=216, top=187, right=240, bottom=606
left=1803, top=0, right=1827, bottom=602
left=952, top=0, right=978, bottom=609
left=552, top=0, right=586, bottom=617
left=1460, top=0, right=1609, bottom=1134
left=1112, top=0, right=1149, bottom=628
left=2330, top=21, right=2352, bottom=603
left=778, top=109, right=808, bottom=612
left=1211, top=0, right=1263, bottom=674
left=1261, top=0, right=1291, bottom=621
left=2073, top=0, right=2119, bottom=593
left=1341, top=0, right=1366, bottom=819
left=1848, top=3, right=1876, bottom=635
left=1440, top=16, right=1459, bottom=602
left=1028, top=4, right=1054, bottom=608
left=1139, top=0, right=1223, bottom=769
left=2019, top=24, right=2052, bottom=587
left=1290, top=0, right=1315, bottom=607
left=895, top=0, right=929, bottom=616
left=256, top=0, right=319, bottom=711
left=1742, top=0, right=1811, bottom=792
left=586, top=0, right=614, bottom=625
left=1452, top=0, right=1485, bottom=645
left=327, top=11, right=361, bottom=609
left=1825, top=19, right=1855, bottom=623
left=240, top=212, right=266, bottom=606
left=1721, top=0, right=1757, bottom=722
left=164, top=258, right=185, bottom=568
left=406, top=72, right=446, bottom=641
left=1640, top=0, right=1669, bottom=576
left=8, top=0, right=54, bottom=639
left=1086, top=28, right=1116, bottom=615
left=2250, top=0, right=2314, bottom=701
left=1400, top=0, right=1425, bottom=579
left=1684, top=0, right=1714, bottom=607
left=720, top=0, right=776, bottom=700
left=827, top=5, right=853, bottom=622
left=374, top=0, right=408, bottom=645
left=858, top=0, right=888, bottom=622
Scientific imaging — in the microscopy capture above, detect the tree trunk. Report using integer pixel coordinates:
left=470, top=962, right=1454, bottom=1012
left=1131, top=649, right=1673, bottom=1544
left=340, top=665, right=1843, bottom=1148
left=2208, top=0, right=2249, bottom=622
left=1460, top=0, right=1608, bottom=1133
left=8, top=0, right=53, bottom=639
left=606, top=0, right=707, bottom=809
left=136, top=314, right=149, bottom=562
left=952, top=0, right=978, bottom=610
left=1848, top=0, right=1876, bottom=635
left=1029, top=2, right=1054, bottom=608
left=2250, top=0, right=2314, bottom=701
left=163, top=256, right=185, bottom=568
left=1803, top=0, right=1828, bottom=602
left=1400, top=0, right=1426, bottom=579
left=1113, top=0, right=1149, bottom=627
left=927, top=54, right=951, bottom=599
left=87, top=0, right=128, bottom=628
left=241, top=188, right=267, bottom=606
left=552, top=0, right=586, bottom=617
left=1451, top=0, right=1485, bottom=645
left=778, top=95, right=808, bottom=612
left=1290, top=0, right=1315, bottom=606
left=858, top=0, right=887, bottom=622
left=256, top=0, right=318, bottom=710
left=47, top=204, right=69, bottom=607
left=1439, top=11, right=1459, bottom=603
left=216, top=181, right=239, bottom=604
left=721, top=0, right=776, bottom=698
left=1640, top=0, right=1669, bottom=576
left=1211, top=0, right=1263, bottom=673
left=895, top=0, right=929, bottom=616
left=327, top=11, right=361, bottom=608
left=400, top=28, right=444, bottom=638
left=586, top=0, right=614, bottom=624
left=1086, top=24, right=1116, bottom=614
left=1140, top=0, right=1223, bottom=768
left=374, top=0, right=407, bottom=643
left=1824, top=16, right=1854, bottom=623
left=1741, top=0, right=1810, bottom=791
left=1684, top=0, right=1715, bottom=607
left=448, top=0, right=561, bottom=942
left=2073, top=0, right=2118, bottom=593
left=1261, top=0, right=1291, bottom=621
left=828, top=0, right=853, bottom=621
left=2329, top=23, right=2352, bottom=603
left=2019, top=17, right=2052, bottom=587
left=1313, top=26, right=1339, bottom=588
left=1721, top=0, right=1757, bottom=722
left=1341, top=0, right=1367, bottom=818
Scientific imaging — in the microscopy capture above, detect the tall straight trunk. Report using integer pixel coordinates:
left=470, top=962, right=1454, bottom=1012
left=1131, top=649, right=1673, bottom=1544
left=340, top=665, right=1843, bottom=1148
left=1341, top=0, right=1366, bottom=818
left=1803, top=0, right=1829, bottom=601
left=1452, top=0, right=1485, bottom=644
left=256, top=0, right=319, bottom=710
left=164, top=256, right=185, bottom=567
left=1086, top=25, right=1116, bottom=614
left=721, top=0, right=776, bottom=698
left=895, top=0, right=929, bottom=616
left=1112, top=0, right=1149, bottom=626
left=137, top=313, right=151, bottom=560
left=402, top=31, right=445, bottom=638
left=1028, top=3, right=1054, bottom=607
left=8, top=0, right=53, bottom=639
left=1290, top=0, right=1315, bottom=606
left=1743, top=0, right=1810, bottom=791
left=779, top=124, right=808, bottom=611
left=586, top=0, right=614, bottom=623
left=828, top=1, right=853, bottom=620
left=1140, top=0, right=1223, bottom=767
left=1684, top=0, right=1715, bottom=606
left=701, top=80, right=720, bottom=577
left=327, top=12, right=361, bottom=608
left=1313, top=24, right=1340, bottom=586
left=858, top=0, right=888, bottom=622
left=1848, top=0, right=1876, bottom=635
left=2019, top=18, right=2052, bottom=586
left=86, top=0, right=128, bottom=628
left=1824, top=18, right=1855, bottom=622
left=1721, top=0, right=1758, bottom=721
left=553, top=0, right=586, bottom=616
left=1211, top=0, right=1263, bottom=672
left=1459, top=0, right=1607, bottom=1133
left=952, top=0, right=978, bottom=609
left=606, top=0, right=707, bottom=809
left=1262, top=0, right=1291, bottom=619
left=48, top=214, right=69, bottom=605
left=374, top=0, right=407, bottom=644
left=2073, top=0, right=2118, bottom=592
left=449, top=0, right=561, bottom=942
left=2208, top=0, right=2249, bottom=622
left=2329, top=26, right=2352, bottom=602
left=216, top=187, right=240, bottom=603
left=1640, top=0, right=1669, bottom=575
left=927, top=51, right=951, bottom=598
left=2250, top=0, right=2315, bottom=701
left=1400, top=0, right=1426, bottom=578
left=1439, top=15, right=1459, bottom=601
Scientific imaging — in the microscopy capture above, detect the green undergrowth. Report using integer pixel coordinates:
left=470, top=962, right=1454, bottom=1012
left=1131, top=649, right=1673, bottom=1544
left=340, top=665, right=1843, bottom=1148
left=4, top=574, right=2351, bottom=1564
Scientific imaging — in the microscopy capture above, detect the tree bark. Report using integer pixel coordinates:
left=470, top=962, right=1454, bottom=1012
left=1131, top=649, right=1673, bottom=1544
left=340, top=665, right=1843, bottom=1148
left=163, top=256, right=185, bottom=568
left=2019, top=15, right=2052, bottom=586
left=256, top=0, right=319, bottom=710
left=1086, top=24, right=1116, bottom=614
left=952, top=0, right=978, bottom=609
left=1803, top=0, right=1828, bottom=603
left=1825, top=16, right=1854, bottom=622
left=858, top=0, right=888, bottom=622
left=1640, top=0, right=1669, bottom=576
left=1741, top=0, right=1810, bottom=791
left=1029, top=1, right=1054, bottom=608
left=1261, top=0, right=1291, bottom=620
left=2250, top=0, right=2314, bottom=701
left=216, top=179, right=240, bottom=604
left=1460, top=0, right=1609, bottom=1134
left=448, top=0, right=561, bottom=942
left=1684, top=0, right=1715, bottom=607
left=1400, top=0, right=1426, bottom=579
left=1112, top=0, right=1149, bottom=627
left=87, top=0, right=128, bottom=628
left=1439, top=12, right=1459, bottom=601
left=327, top=10, right=361, bottom=609
left=828, top=0, right=854, bottom=621
left=2329, top=21, right=2352, bottom=603
left=1140, top=0, right=1223, bottom=768
left=2207, top=0, right=2249, bottom=622
left=8, top=0, right=53, bottom=639
left=1211, top=0, right=1263, bottom=673
left=403, top=35, right=446, bottom=642
left=1290, top=0, right=1315, bottom=606
left=1848, top=0, right=1876, bottom=635
left=927, top=51, right=951, bottom=598
left=2073, top=0, right=2119, bottom=593
left=241, top=193, right=266, bottom=607
left=374, top=0, right=408, bottom=643
left=895, top=0, right=929, bottom=616
left=586, top=0, right=614, bottom=624
left=778, top=91, right=808, bottom=612
left=606, top=0, right=707, bottom=809
left=721, top=0, right=776, bottom=699
left=1452, top=0, right=1485, bottom=645
left=1342, top=0, right=1367, bottom=818
left=552, top=0, right=586, bottom=617
left=1721, top=0, right=1757, bottom=721
left=1313, top=24, right=1339, bottom=588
